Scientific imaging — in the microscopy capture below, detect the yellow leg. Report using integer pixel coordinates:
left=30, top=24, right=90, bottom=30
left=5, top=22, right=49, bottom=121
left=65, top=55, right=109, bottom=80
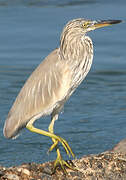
left=48, top=114, right=59, bottom=153
left=26, top=118, right=74, bottom=158
left=48, top=114, right=76, bottom=173
left=26, top=115, right=76, bottom=173
left=48, top=114, right=74, bottom=157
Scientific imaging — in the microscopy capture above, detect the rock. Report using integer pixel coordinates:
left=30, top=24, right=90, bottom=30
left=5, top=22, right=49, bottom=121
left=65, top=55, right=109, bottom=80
left=22, top=168, right=30, bottom=176
left=111, top=139, right=126, bottom=153
left=0, top=170, right=4, bottom=177
left=3, top=173, right=19, bottom=180
left=17, top=167, right=30, bottom=176
left=1, top=139, right=126, bottom=179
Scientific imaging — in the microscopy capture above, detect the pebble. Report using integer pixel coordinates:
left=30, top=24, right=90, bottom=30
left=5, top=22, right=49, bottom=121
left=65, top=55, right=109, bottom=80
left=4, top=173, right=19, bottom=180
left=17, top=167, right=30, bottom=176
left=22, top=168, right=30, bottom=176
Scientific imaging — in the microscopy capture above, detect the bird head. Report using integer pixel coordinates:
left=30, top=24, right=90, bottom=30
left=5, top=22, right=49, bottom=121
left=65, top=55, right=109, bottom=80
left=81, top=19, right=122, bottom=33
left=63, top=18, right=122, bottom=35
left=60, top=18, right=122, bottom=60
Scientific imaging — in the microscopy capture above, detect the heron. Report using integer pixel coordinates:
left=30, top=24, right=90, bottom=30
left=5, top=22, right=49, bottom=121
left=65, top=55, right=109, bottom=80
left=3, top=18, right=121, bottom=173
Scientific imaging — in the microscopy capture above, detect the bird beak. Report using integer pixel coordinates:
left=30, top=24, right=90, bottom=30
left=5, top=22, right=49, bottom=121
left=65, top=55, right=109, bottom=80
left=93, top=20, right=122, bottom=30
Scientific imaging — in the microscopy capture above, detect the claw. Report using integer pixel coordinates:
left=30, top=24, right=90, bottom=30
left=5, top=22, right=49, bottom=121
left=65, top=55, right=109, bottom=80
left=52, top=149, right=77, bottom=174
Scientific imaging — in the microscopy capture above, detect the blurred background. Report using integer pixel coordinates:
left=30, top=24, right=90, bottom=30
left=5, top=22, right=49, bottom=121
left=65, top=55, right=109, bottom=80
left=0, top=0, right=126, bottom=167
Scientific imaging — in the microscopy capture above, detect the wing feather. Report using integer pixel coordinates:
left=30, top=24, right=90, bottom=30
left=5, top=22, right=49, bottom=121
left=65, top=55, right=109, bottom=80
left=4, top=49, right=71, bottom=138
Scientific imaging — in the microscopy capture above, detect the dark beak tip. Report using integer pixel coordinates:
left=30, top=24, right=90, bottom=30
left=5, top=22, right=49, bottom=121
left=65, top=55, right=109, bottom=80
left=110, top=20, right=122, bottom=24
left=99, top=20, right=122, bottom=25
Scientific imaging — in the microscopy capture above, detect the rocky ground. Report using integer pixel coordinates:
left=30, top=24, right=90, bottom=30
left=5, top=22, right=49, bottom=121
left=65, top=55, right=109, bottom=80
left=1, top=139, right=126, bottom=180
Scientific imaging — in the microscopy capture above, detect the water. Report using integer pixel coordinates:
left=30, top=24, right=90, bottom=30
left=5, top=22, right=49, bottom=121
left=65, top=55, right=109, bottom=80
left=0, top=0, right=126, bottom=167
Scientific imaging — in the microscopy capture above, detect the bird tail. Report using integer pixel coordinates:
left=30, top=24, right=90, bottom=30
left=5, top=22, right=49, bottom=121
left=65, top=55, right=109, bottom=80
left=3, top=116, right=23, bottom=139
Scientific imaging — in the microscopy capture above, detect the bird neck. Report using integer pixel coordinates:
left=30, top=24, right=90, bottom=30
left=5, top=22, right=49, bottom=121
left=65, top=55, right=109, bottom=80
left=59, top=33, right=93, bottom=91
left=59, top=32, right=84, bottom=61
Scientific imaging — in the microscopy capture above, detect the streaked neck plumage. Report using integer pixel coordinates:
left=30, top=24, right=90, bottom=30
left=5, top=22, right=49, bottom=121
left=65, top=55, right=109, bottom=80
left=59, top=26, right=94, bottom=92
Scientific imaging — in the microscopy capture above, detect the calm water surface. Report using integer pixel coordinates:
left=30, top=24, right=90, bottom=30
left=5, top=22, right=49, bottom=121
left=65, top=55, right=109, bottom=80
left=0, top=0, right=126, bottom=167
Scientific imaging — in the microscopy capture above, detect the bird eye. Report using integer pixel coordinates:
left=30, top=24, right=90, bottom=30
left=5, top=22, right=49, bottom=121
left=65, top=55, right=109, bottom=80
left=82, top=22, right=90, bottom=28
left=83, top=23, right=87, bottom=28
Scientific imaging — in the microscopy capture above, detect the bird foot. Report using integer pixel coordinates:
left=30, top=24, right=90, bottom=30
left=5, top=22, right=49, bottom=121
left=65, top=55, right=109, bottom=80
left=52, top=150, right=77, bottom=174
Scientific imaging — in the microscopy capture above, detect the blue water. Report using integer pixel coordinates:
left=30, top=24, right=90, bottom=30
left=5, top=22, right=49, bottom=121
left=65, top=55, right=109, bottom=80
left=0, top=0, right=126, bottom=167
